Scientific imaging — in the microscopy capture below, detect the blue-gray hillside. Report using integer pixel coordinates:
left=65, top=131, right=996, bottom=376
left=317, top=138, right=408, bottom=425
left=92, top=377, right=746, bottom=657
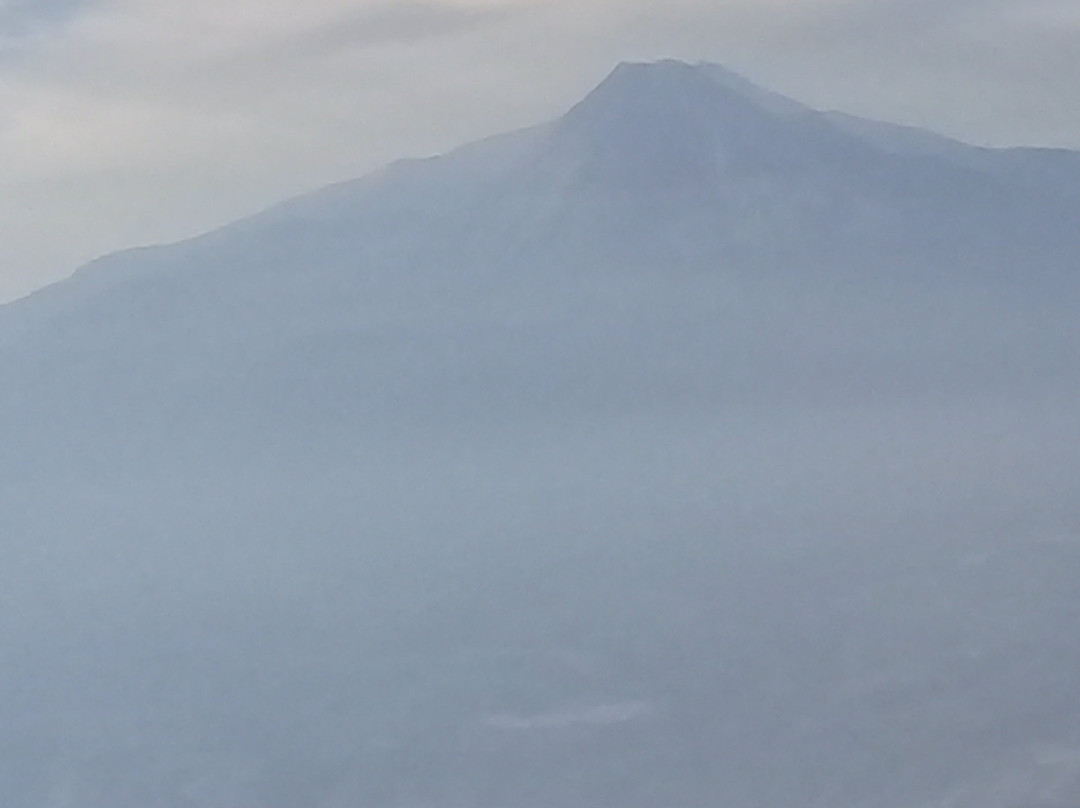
left=1, top=59, right=1079, bottom=807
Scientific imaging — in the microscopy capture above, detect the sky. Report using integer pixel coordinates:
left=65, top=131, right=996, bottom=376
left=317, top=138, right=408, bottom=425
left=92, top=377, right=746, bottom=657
left=1, top=0, right=1078, bottom=301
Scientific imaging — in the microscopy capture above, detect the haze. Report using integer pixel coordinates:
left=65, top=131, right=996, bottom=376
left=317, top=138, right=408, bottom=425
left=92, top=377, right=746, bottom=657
left=1, top=56, right=1080, bottom=804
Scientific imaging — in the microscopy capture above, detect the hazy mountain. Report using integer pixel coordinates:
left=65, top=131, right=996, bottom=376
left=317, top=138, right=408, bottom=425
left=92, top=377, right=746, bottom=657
left=2, top=59, right=1079, bottom=807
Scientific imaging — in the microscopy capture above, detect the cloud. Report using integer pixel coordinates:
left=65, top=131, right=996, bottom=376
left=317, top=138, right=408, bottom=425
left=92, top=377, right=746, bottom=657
left=267, top=1, right=514, bottom=57
left=0, top=0, right=94, bottom=35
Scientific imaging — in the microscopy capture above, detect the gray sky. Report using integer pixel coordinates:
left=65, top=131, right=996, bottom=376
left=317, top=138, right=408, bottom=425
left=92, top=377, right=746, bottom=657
left=1, top=0, right=1078, bottom=301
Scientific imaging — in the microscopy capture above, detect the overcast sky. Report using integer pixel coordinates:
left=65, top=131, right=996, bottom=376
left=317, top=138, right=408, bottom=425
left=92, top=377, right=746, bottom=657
left=1, top=0, right=1078, bottom=300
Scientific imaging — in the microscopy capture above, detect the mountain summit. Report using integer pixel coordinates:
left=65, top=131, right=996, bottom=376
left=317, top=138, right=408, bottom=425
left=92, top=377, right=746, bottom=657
left=563, top=59, right=811, bottom=136
left=556, top=60, right=833, bottom=187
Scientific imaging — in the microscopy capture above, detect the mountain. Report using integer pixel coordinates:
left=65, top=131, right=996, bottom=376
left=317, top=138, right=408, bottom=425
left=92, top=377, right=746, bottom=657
left=2, top=60, right=1080, bottom=807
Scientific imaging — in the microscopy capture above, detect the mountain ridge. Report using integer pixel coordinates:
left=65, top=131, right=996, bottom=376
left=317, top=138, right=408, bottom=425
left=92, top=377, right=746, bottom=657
left=8, top=58, right=1080, bottom=319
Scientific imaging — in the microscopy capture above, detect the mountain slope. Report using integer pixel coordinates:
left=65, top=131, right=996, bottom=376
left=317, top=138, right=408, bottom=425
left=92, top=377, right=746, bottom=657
left=1, top=60, right=1080, bottom=808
